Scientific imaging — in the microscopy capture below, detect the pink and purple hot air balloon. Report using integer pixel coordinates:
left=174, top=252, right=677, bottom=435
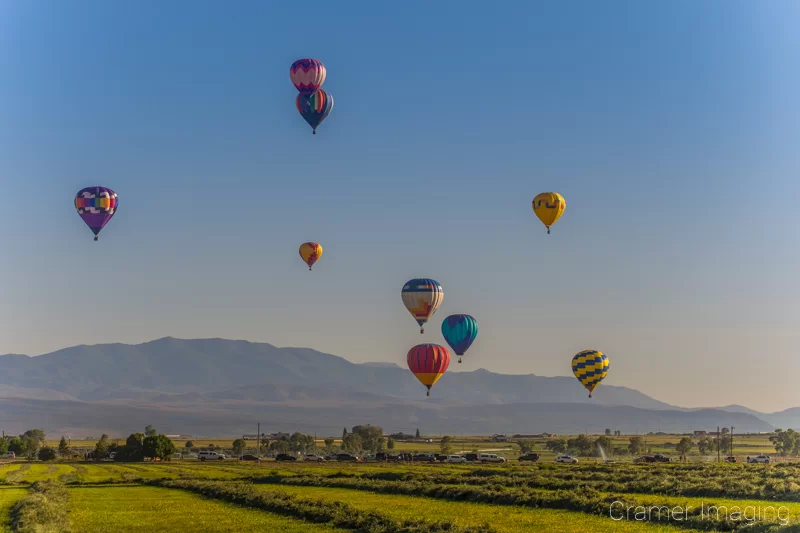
left=289, top=58, right=326, bottom=95
left=74, top=186, right=118, bottom=241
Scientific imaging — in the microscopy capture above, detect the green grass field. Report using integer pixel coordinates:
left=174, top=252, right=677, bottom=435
left=5, top=447, right=799, bottom=532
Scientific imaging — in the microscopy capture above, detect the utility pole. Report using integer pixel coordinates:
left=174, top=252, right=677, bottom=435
left=257, top=423, right=260, bottom=463
left=730, top=426, right=734, bottom=459
left=717, top=426, right=721, bottom=463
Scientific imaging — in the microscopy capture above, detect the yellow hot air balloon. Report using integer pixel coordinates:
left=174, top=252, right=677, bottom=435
left=532, top=192, right=565, bottom=234
left=299, top=242, right=323, bottom=271
left=571, top=350, right=609, bottom=398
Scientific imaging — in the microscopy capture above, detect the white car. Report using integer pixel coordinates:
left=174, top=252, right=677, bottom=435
left=748, top=455, right=772, bottom=464
left=556, top=455, right=578, bottom=464
left=478, top=453, right=506, bottom=463
left=446, top=455, right=467, bottom=463
left=197, top=451, right=226, bottom=461
left=303, top=454, right=325, bottom=462
left=3, top=452, right=15, bottom=459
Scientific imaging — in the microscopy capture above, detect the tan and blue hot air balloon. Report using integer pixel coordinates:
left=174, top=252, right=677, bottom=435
left=572, top=350, right=609, bottom=398
left=532, top=192, right=565, bottom=234
left=401, top=278, right=444, bottom=334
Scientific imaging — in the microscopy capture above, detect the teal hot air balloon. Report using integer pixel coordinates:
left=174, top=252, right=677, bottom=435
left=441, top=314, right=478, bottom=363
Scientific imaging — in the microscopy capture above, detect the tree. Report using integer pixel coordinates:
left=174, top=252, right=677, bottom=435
left=594, top=436, right=613, bottom=457
left=545, top=439, right=567, bottom=454
left=58, top=437, right=70, bottom=459
left=567, top=434, right=593, bottom=456
left=628, top=436, right=645, bottom=455
left=116, top=433, right=144, bottom=462
left=697, top=437, right=714, bottom=455
left=38, top=447, right=57, bottom=461
left=324, top=438, right=335, bottom=454
left=0, top=439, right=8, bottom=455
left=517, top=440, right=535, bottom=454
left=7, top=438, right=23, bottom=456
left=260, top=435, right=270, bottom=455
left=440, top=436, right=453, bottom=455
left=95, top=435, right=110, bottom=460
left=145, top=425, right=158, bottom=437
left=342, top=428, right=348, bottom=440
left=605, top=429, right=612, bottom=436
left=288, top=432, right=314, bottom=453
left=143, top=435, right=176, bottom=461
left=720, top=427, right=729, bottom=435
left=770, top=429, right=799, bottom=457
left=351, top=425, right=384, bottom=453
left=232, top=439, right=246, bottom=457
left=270, top=440, right=289, bottom=454
left=342, top=433, right=363, bottom=453
left=23, top=429, right=46, bottom=443
left=415, top=429, right=421, bottom=439
left=387, top=438, right=395, bottom=450
left=183, top=441, right=193, bottom=449
left=719, top=435, right=731, bottom=455
left=676, top=437, right=693, bottom=456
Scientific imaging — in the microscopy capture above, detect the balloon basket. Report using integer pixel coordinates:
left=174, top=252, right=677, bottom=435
left=458, top=358, right=462, bottom=364
left=94, top=236, right=98, bottom=241
left=426, top=390, right=430, bottom=397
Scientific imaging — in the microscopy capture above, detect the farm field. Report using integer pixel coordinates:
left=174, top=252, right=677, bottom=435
left=0, top=488, right=27, bottom=533
left=3, top=460, right=800, bottom=531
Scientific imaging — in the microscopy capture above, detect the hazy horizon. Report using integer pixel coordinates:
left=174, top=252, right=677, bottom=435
left=2, top=0, right=799, bottom=413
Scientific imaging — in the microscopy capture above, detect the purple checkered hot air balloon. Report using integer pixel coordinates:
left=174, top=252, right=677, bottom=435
left=289, top=58, right=326, bottom=95
left=75, top=186, right=118, bottom=241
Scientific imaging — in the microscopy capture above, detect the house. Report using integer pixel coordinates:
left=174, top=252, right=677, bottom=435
left=491, top=434, right=508, bottom=442
left=693, top=431, right=708, bottom=437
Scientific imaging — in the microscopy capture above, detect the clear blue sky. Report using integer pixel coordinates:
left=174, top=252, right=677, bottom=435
left=1, top=0, right=799, bottom=412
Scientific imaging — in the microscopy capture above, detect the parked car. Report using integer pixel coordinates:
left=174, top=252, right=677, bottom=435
left=652, top=454, right=671, bottom=463
left=555, top=454, right=578, bottom=464
left=240, top=454, right=260, bottom=461
left=724, top=456, right=737, bottom=463
left=633, top=456, right=652, bottom=463
left=478, top=453, right=506, bottom=463
left=303, top=454, right=325, bottom=462
left=434, top=454, right=448, bottom=462
left=275, top=454, right=297, bottom=462
left=748, top=455, right=772, bottom=464
left=362, top=454, right=377, bottom=462
left=375, top=452, right=394, bottom=462
left=393, top=453, right=413, bottom=462
left=518, top=453, right=540, bottom=462
left=2, top=452, right=15, bottom=459
left=446, top=455, right=467, bottom=463
left=412, top=454, right=436, bottom=463
left=108, top=452, right=117, bottom=460
left=335, top=453, right=359, bottom=462
left=197, top=451, right=226, bottom=461
left=464, top=453, right=480, bottom=462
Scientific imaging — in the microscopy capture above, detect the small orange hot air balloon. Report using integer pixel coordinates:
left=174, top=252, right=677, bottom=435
left=532, top=192, right=566, bottom=234
left=407, top=344, right=451, bottom=397
left=299, top=242, right=323, bottom=271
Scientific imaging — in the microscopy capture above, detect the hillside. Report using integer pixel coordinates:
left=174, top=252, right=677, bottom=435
left=0, top=337, right=786, bottom=436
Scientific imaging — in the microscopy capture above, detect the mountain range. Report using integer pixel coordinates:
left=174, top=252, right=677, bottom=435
left=0, top=337, right=793, bottom=437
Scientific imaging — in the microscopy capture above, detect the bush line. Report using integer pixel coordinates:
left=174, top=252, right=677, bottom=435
left=152, top=479, right=495, bottom=533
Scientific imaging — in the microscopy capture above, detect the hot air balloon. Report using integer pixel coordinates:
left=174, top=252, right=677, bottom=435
left=401, top=278, right=444, bottom=333
left=441, top=314, right=478, bottom=364
left=407, top=344, right=451, bottom=396
left=532, top=192, right=566, bottom=234
left=299, top=242, right=323, bottom=271
left=289, top=58, right=326, bottom=95
left=296, top=89, right=333, bottom=135
left=74, top=186, right=118, bottom=241
left=571, top=350, right=609, bottom=398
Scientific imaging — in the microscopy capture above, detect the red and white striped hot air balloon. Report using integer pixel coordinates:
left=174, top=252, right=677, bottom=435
left=290, top=59, right=326, bottom=95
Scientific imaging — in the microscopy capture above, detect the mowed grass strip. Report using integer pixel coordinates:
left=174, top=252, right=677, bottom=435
left=68, top=485, right=347, bottom=533
left=252, top=484, right=698, bottom=533
left=156, top=479, right=494, bottom=533
left=0, top=488, right=28, bottom=532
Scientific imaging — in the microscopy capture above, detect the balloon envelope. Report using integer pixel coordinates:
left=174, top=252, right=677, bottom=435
left=401, top=278, right=444, bottom=333
left=296, top=89, right=333, bottom=134
left=289, top=58, right=326, bottom=95
left=571, top=350, right=609, bottom=398
left=299, top=242, right=323, bottom=270
left=407, top=344, right=451, bottom=396
left=532, top=192, right=566, bottom=233
left=75, top=186, right=118, bottom=240
left=441, top=314, right=478, bottom=362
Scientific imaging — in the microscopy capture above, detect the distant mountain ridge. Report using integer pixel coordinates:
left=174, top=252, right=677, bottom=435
left=0, top=337, right=792, bottom=435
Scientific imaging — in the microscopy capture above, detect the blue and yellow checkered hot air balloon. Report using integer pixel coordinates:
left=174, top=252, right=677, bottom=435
left=571, top=350, right=609, bottom=398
